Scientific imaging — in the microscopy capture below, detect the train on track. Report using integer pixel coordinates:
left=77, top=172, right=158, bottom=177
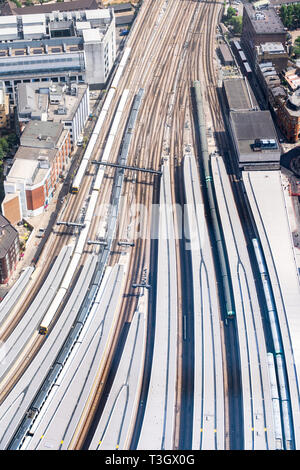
left=37, top=47, right=132, bottom=336
left=193, top=80, right=235, bottom=320
left=38, top=87, right=130, bottom=336
left=232, top=39, right=252, bottom=79
left=252, top=237, right=294, bottom=449
left=8, top=87, right=144, bottom=451
left=9, top=261, right=105, bottom=449
left=70, top=47, right=131, bottom=194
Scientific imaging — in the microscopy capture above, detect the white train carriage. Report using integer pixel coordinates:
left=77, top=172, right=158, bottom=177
left=267, top=353, right=283, bottom=450
left=70, top=48, right=131, bottom=193
left=111, top=47, right=131, bottom=89
left=39, top=288, right=67, bottom=335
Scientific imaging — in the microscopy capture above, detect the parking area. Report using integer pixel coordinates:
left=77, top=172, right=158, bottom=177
left=228, top=0, right=243, bottom=16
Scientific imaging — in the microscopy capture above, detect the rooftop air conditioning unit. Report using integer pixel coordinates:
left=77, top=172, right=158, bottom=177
left=57, top=106, right=67, bottom=115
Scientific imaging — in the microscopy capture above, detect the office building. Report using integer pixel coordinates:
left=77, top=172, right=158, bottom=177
left=16, top=81, right=89, bottom=146
left=256, top=62, right=286, bottom=106
left=0, top=213, right=19, bottom=284
left=2, top=120, right=71, bottom=220
left=255, top=42, right=289, bottom=73
left=241, top=4, right=286, bottom=64
left=0, top=8, right=116, bottom=105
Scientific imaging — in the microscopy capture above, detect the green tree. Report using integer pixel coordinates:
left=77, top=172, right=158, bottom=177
left=6, top=133, right=17, bottom=148
left=226, top=6, right=236, bottom=20
left=293, top=44, right=300, bottom=58
left=229, top=16, right=243, bottom=35
left=0, top=138, right=8, bottom=153
left=294, top=4, right=300, bottom=27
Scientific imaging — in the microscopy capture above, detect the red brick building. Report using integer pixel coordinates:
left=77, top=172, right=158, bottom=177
left=0, top=214, right=19, bottom=284
left=2, top=121, right=71, bottom=221
left=241, top=4, right=286, bottom=65
left=276, top=91, right=300, bottom=142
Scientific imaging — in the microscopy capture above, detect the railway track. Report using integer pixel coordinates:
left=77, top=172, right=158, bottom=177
left=80, top=0, right=228, bottom=449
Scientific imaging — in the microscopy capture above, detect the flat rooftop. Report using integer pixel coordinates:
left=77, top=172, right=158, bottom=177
left=0, top=0, right=99, bottom=16
left=223, top=77, right=258, bottom=111
left=17, top=81, right=88, bottom=122
left=8, top=157, right=49, bottom=186
left=230, top=110, right=280, bottom=163
left=260, top=42, right=285, bottom=53
left=111, top=3, right=133, bottom=12
left=14, top=146, right=56, bottom=163
left=20, top=120, right=65, bottom=149
left=0, top=9, right=111, bottom=43
left=82, top=28, right=103, bottom=42
left=219, top=43, right=233, bottom=63
left=231, top=110, right=278, bottom=141
left=242, top=169, right=300, bottom=444
left=244, top=3, right=286, bottom=34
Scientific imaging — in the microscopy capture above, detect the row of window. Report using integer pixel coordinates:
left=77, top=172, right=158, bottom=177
left=0, top=56, right=81, bottom=67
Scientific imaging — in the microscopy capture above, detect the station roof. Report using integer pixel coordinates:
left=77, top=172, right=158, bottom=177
left=0, top=15, right=17, bottom=25
left=230, top=110, right=281, bottom=163
left=223, top=77, right=258, bottom=111
left=242, top=169, right=300, bottom=425
left=219, top=43, right=233, bottom=63
left=269, top=0, right=298, bottom=5
left=231, top=109, right=277, bottom=140
left=21, top=14, right=46, bottom=24
left=0, top=26, right=18, bottom=38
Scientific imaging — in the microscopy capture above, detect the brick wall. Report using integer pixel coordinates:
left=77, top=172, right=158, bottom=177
left=26, top=186, right=45, bottom=211
left=1, top=194, right=22, bottom=225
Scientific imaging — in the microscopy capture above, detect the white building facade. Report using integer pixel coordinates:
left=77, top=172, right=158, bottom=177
left=0, top=9, right=116, bottom=104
